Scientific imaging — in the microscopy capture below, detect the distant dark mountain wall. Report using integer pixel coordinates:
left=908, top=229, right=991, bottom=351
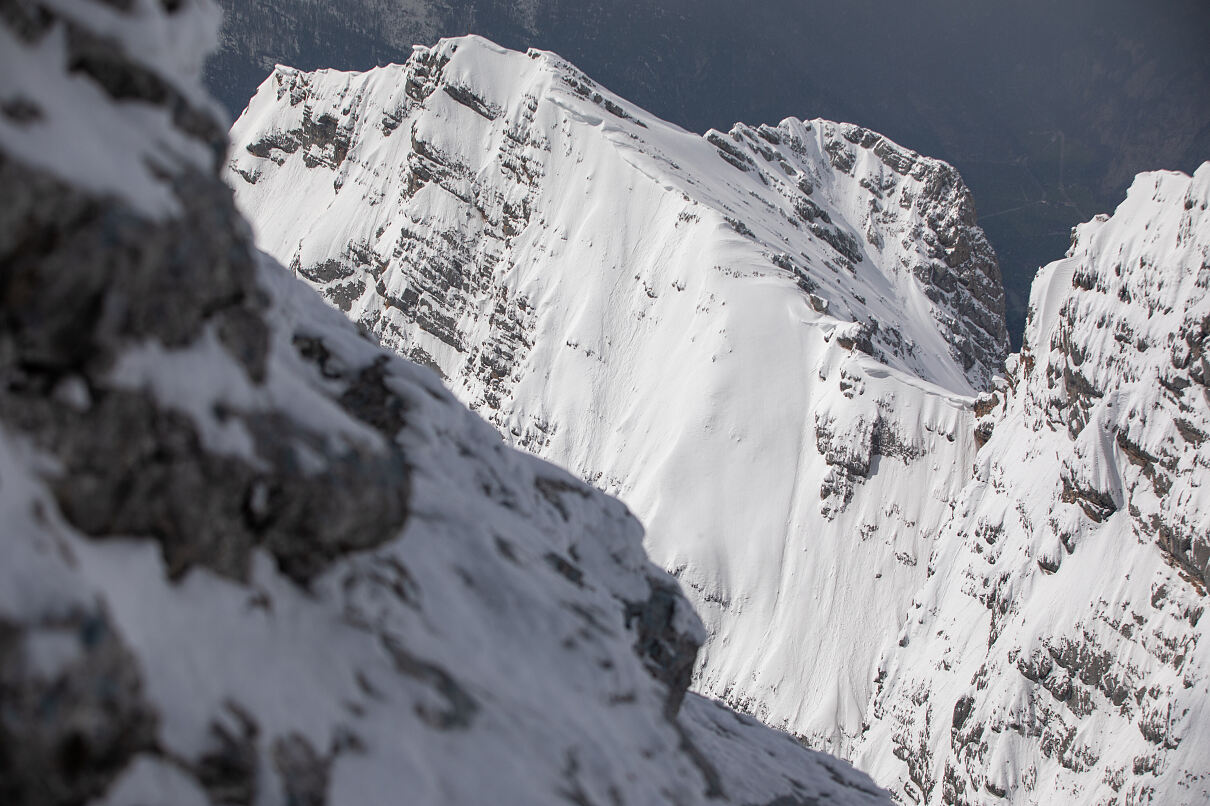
left=205, top=0, right=1210, bottom=348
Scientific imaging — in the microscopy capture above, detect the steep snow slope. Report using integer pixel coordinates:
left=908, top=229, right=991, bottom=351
left=0, top=3, right=891, bottom=805
left=853, top=167, right=1210, bottom=804
left=227, top=35, right=1008, bottom=756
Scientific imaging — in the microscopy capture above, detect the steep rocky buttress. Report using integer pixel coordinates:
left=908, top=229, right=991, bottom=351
left=858, top=167, right=1210, bottom=805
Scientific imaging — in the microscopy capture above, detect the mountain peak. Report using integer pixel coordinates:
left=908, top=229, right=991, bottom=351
left=229, top=34, right=1008, bottom=395
left=226, top=29, right=1006, bottom=778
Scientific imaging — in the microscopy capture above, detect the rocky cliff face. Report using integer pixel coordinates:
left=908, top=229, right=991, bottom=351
left=1018, top=169, right=1210, bottom=587
left=0, top=3, right=891, bottom=805
left=227, top=35, right=1210, bottom=806
left=857, top=166, right=1210, bottom=805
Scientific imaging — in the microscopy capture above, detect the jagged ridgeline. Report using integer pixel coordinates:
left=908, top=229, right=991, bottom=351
left=0, top=2, right=892, bottom=805
left=230, top=37, right=1008, bottom=394
left=229, top=32, right=1210, bottom=806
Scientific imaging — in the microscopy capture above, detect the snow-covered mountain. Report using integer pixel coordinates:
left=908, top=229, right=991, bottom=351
left=864, top=165, right=1210, bottom=805
left=0, top=3, right=891, bottom=805
left=204, top=0, right=1210, bottom=356
left=229, top=37, right=1007, bottom=392
left=227, top=35, right=1210, bottom=805
left=226, top=30, right=1004, bottom=749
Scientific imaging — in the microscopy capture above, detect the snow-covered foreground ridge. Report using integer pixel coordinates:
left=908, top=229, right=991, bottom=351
left=229, top=34, right=1210, bottom=806
left=0, top=3, right=892, bottom=805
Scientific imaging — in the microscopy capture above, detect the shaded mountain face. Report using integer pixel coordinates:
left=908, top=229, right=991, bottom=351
left=0, top=3, right=893, bottom=806
left=229, top=37, right=1210, bottom=805
left=203, top=0, right=1210, bottom=347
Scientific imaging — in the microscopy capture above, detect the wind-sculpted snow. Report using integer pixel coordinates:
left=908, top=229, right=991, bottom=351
left=0, top=3, right=892, bottom=805
left=855, top=167, right=1210, bottom=805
